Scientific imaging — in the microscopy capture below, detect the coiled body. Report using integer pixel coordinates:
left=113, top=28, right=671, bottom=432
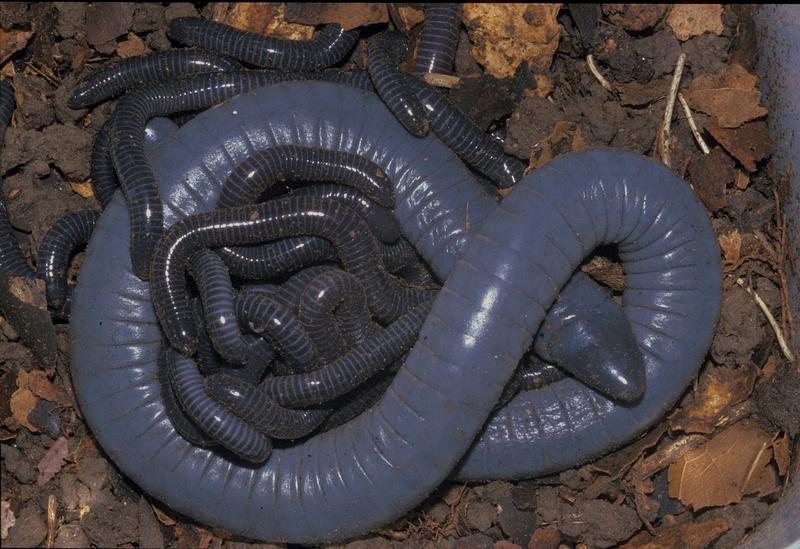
left=71, top=82, right=720, bottom=542
left=69, top=49, right=242, bottom=109
left=167, top=17, right=358, bottom=70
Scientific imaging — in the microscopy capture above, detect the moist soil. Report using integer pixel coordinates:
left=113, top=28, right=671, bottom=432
left=1, top=3, right=797, bottom=549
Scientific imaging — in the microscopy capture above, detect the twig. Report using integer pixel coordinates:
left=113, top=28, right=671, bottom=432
left=586, top=54, right=614, bottom=93
left=422, top=73, right=461, bottom=89
left=658, top=53, right=687, bottom=167
left=736, top=277, right=795, bottom=362
left=678, top=93, right=710, bottom=154
left=46, top=494, right=57, bottom=548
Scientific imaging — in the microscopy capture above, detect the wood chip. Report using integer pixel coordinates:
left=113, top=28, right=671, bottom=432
left=734, top=169, right=750, bottom=190
left=718, top=230, right=742, bottom=267
left=36, top=436, right=69, bottom=486
left=668, top=419, right=778, bottom=510
left=69, top=181, right=95, bottom=198
left=115, top=32, right=148, bottom=59
left=772, top=432, right=790, bottom=477
left=684, top=64, right=767, bottom=129
left=462, top=4, right=560, bottom=79
left=669, top=363, right=756, bottom=434
left=284, top=3, right=388, bottom=31
left=666, top=4, right=725, bottom=41
left=1, top=501, right=14, bottom=540
left=706, top=119, right=774, bottom=172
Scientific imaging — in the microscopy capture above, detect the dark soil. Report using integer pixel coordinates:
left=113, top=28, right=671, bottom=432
left=1, top=3, right=797, bottom=549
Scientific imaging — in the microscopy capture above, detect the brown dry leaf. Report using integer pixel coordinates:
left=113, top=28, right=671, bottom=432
left=69, top=181, right=95, bottom=198
left=718, top=230, right=743, bottom=268
left=209, top=2, right=314, bottom=40
left=36, top=436, right=69, bottom=486
left=151, top=503, right=177, bottom=526
left=668, top=419, right=778, bottom=510
left=116, top=32, right=148, bottom=59
left=602, top=5, right=669, bottom=32
left=706, top=119, right=774, bottom=172
left=0, top=29, right=34, bottom=65
left=621, top=516, right=730, bottom=549
left=462, top=4, right=560, bottom=79
left=684, top=64, right=767, bottom=129
left=528, top=121, right=586, bottom=171
left=388, top=4, right=425, bottom=33
left=669, top=363, right=756, bottom=433
left=616, top=78, right=670, bottom=107
left=284, top=3, right=388, bottom=31
left=9, top=387, right=38, bottom=432
left=1, top=500, right=14, bottom=540
left=20, top=369, right=67, bottom=405
left=773, top=433, right=790, bottom=477
left=666, top=4, right=724, bottom=41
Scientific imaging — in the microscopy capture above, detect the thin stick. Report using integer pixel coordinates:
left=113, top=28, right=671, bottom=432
left=586, top=54, right=614, bottom=93
left=659, top=53, right=687, bottom=167
left=46, top=494, right=57, bottom=548
left=736, top=277, right=795, bottom=362
left=678, top=93, right=710, bottom=154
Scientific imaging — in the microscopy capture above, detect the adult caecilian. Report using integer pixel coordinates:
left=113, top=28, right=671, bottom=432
left=71, top=82, right=721, bottom=542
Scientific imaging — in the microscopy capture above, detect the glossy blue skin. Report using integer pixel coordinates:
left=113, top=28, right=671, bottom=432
left=70, top=82, right=721, bottom=542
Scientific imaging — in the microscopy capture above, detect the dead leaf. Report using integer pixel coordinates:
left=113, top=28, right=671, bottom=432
left=621, top=516, right=730, bottom=548
left=152, top=503, right=177, bottom=526
left=284, top=3, right=388, bottom=31
left=9, top=387, right=38, bottom=432
left=616, top=78, right=670, bottom=107
left=706, top=119, right=774, bottom=172
left=666, top=4, right=725, bottom=41
left=684, top=64, right=767, bottom=128
left=462, top=4, right=560, bottom=79
left=209, top=3, right=313, bottom=40
left=19, top=369, right=67, bottom=405
left=668, top=420, right=778, bottom=510
left=0, top=29, right=34, bottom=65
left=116, top=32, right=148, bottom=59
left=773, top=433, right=790, bottom=477
left=528, top=121, right=587, bottom=171
left=718, top=230, right=742, bottom=268
left=37, top=436, right=69, bottom=486
left=602, top=5, right=669, bottom=32
left=686, top=147, right=734, bottom=212
left=1, top=500, right=14, bottom=540
left=69, top=181, right=95, bottom=198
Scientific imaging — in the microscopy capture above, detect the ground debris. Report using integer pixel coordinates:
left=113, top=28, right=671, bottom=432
left=36, top=435, right=68, bottom=486
left=462, top=4, right=560, bottom=79
left=284, top=3, right=388, bottom=31
left=684, top=64, right=767, bottom=129
left=621, top=516, right=731, bottom=548
left=669, top=362, right=757, bottom=434
left=207, top=2, right=313, bottom=40
left=559, top=499, right=641, bottom=548
left=666, top=4, right=725, bottom=41
left=667, top=419, right=779, bottom=510
left=707, top=119, right=774, bottom=172
left=602, top=4, right=668, bottom=32
left=686, top=146, right=734, bottom=212
left=85, top=2, right=134, bottom=54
